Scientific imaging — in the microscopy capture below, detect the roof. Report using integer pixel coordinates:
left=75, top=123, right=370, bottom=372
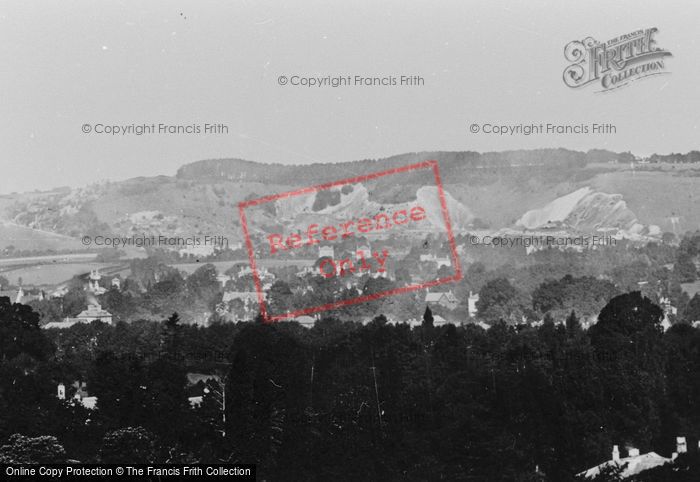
left=578, top=452, right=671, bottom=479
left=80, top=396, right=98, bottom=410
left=681, top=280, right=700, bottom=299
left=76, top=304, right=112, bottom=319
left=425, top=291, right=458, bottom=303
left=293, top=316, right=315, bottom=327
left=186, top=373, right=221, bottom=386
left=420, top=254, right=451, bottom=263
left=43, top=320, right=82, bottom=330
left=222, top=291, right=259, bottom=303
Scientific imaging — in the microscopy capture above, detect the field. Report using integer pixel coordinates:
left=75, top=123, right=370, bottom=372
left=590, top=169, right=700, bottom=232
left=0, top=255, right=316, bottom=288
left=0, top=222, right=87, bottom=251
left=0, top=262, right=112, bottom=286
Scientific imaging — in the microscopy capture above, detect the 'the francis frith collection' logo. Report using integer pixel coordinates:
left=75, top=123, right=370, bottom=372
left=563, top=28, right=672, bottom=92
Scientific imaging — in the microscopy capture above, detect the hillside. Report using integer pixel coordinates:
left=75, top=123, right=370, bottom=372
left=0, top=149, right=698, bottom=252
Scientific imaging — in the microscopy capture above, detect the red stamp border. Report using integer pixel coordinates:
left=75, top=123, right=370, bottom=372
left=238, top=160, right=463, bottom=322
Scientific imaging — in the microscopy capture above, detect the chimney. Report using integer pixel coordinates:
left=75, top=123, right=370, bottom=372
left=628, top=447, right=640, bottom=457
left=612, top=445, right=620, bottom=463
left=676, top=437, right=687, bottom=454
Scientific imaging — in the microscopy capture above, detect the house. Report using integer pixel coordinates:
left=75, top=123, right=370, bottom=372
left=436, top=257, right=452, bottom=269
left=43, top=302, right=113, bottom=329
left=236, top=265, right=273, bottom=281
left=51, top=285, right=68, bottom=298
left=577, top=445, right=670, bottom=479
left=1, top=287, right=46, bottom=304
left=216, top=273, right=232, bottom=287
left=186, top=373, right=221, bottom=408
left=43, top=320, right=82, bottom=329
left=468, top=291, right=479, bottom=318
left=432, top=314, right=448, bottom=326
left=15, top=287, right=25, bottom=303
left=659, top=296, right=677, bottom=316
left=292, top=315, right=315, bottom=328
left=57, top=382, right=97, bottom=410
left=75, top=303, right=113, bottom=324
left=576, top=438, right=688, bottom=479
left=87, top=269, right=106, bottom=295
left=659, top=296, right=678, bottom=331
left=296, top=266, right=316, bottom=277
left=419, top=253, right=452, bottom=268
left=187, top=372, right=221, bottom=386
left=357, top=244, right=371, bottom=258
left=179, top=244, right=215, bottom=258
left=319, top=245, right=334, bottom=259
left=0, top=289, right=20, bottom=303
left=425, top=290, right=459, bottom=310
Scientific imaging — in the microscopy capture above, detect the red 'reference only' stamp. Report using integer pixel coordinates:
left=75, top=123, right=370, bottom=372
left=238, top=160, right=462, bottom=322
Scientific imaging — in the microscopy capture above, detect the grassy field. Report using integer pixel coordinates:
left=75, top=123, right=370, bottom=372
left=589, top=170, right=700, bottom=232
left=0, top=222, right=87, bottom=251
left=0, top=256, right=315, bottom=287
left=0, top=262, right=111, bottom=286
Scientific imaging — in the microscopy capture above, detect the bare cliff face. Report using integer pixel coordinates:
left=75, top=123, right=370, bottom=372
left=516, top=187, right=639, bottom=233
left=253, top=183, right=473, bottom=234
left=567, top=191, right=638, bottom=231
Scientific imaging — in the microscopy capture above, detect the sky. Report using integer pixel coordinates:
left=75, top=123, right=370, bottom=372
left=1, top=0, right=699, bottom=194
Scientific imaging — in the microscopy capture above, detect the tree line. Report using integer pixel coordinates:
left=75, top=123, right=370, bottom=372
left=1, top=290, right=700, bottom=480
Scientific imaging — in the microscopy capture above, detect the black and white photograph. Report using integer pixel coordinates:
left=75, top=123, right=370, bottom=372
left=1, top=1, right=699, bottom=480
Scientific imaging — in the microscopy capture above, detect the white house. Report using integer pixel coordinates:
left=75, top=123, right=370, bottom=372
left=87, top=269, right=106, bottom=295
left=420, top=253, right=452, bottom=268
left=216, top=273, right=232, bottom=287
left=468, top=291, right=479, bottom=318
left=44, top=303, right=113, bottom=329
left=57, top=382, right=97, bottom=410
left=292, top=315, right=316, bottom=328
left=576, top=438, right=688, bottom=479
left=319, top=245, right=334, bottom=259
left=179, top=244, right=215, bottom=258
